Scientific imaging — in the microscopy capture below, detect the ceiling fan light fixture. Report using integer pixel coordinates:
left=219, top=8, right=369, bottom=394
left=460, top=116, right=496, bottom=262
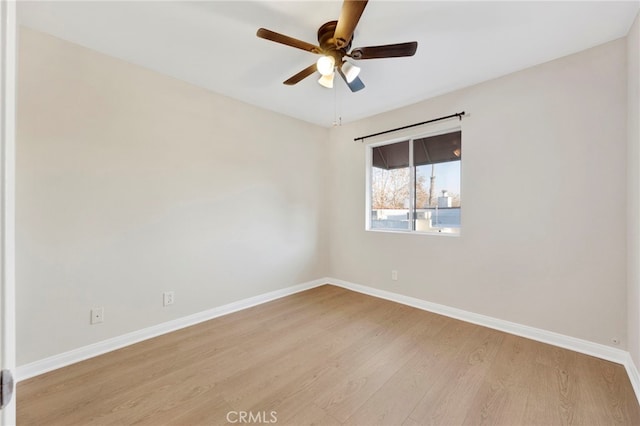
left=316, top=55, right=335, bottom=76
left=318, top=72, right=334, bottom=88
left=256, top=0, right=418, bottom=92
left=341, top=61, right=361, bottom=83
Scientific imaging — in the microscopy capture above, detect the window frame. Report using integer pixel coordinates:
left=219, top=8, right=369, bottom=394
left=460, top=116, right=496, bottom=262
left=365, top=125, right=462, bottom=236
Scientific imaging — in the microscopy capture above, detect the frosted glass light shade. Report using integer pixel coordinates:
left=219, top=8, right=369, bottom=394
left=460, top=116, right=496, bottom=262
left=342, top=61, right=361, bottom=83
left=318, top=72, right=334, bottom=88
left=317, top=56, right=335, bottom=76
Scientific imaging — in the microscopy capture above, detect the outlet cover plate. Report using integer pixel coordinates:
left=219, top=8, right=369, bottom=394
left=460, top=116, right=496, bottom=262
left=91, top=307, right=104, bottom=324
left=163, top=291, right=175, bottom=306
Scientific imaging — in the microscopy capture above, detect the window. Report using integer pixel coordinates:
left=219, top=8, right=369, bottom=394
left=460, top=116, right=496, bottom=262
left=366, top=129, right=461, bottom=235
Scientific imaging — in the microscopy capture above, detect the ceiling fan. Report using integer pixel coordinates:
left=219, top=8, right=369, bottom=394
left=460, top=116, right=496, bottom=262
left=256, top=0, right=418, bottom=92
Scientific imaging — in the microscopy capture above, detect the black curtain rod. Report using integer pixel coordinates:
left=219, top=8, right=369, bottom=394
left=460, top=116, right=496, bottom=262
left=354, top=111, right=466, bottom=142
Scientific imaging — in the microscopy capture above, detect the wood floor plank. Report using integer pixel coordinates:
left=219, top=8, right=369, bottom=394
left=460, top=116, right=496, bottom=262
left=342, top=316, right=450, bottom=425
left=150, top=392, right=235, bottom=426
left=408, top=325, right=505, bottom=425
left=263, top=400, right=341, bottom=426
left=461, top=334, right=538, bottom=425
left=572, top=353, right=639, bottom=425
left=17, top=285, right=640, bottom=425
left=224, top=297, right=415, bottom=414
left=313, top=310, right=436, bottom=422
left=250, top=303, right=424, bottom=415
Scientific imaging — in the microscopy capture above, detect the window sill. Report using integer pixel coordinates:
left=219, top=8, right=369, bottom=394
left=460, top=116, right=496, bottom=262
left=366, top=228, right=460, bottom=237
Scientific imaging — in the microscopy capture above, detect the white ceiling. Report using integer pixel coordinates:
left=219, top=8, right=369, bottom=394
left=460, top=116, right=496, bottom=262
left=17, top=1, right=640, bottom=127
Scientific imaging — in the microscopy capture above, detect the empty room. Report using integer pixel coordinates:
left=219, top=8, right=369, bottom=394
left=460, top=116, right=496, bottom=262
left=1, top=0, right=640, bottom=424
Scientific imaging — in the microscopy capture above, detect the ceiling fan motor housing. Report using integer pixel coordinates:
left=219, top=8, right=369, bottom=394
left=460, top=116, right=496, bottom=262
left=318, top=20, right=351, bottom=63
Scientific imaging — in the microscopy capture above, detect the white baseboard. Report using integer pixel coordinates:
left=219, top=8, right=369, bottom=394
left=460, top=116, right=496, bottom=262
left=17, top=276, right=640, bottom=406
left=16, top=278, right=327, bottom=381
left=624, top=352, right=640, bottom=404
left=326, top=277, right=629, bottom=365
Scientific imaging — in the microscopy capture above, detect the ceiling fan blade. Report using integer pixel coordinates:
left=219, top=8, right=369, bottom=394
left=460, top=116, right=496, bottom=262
left=257, top=28, right=322, bottom=54
left=337, top=67, right=365, bottom=92
left=283, top=63, right=318, bottom=85
left=350, top=41, right=418, bottom=60
left=334, top=0, right=369, bottom=49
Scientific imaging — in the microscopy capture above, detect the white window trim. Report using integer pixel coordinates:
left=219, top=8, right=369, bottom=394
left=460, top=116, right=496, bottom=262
left=365, top=123, right=462, bottom=236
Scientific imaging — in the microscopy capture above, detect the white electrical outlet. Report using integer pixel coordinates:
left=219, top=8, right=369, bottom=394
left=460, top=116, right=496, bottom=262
left=91, top=307, right=104, bottom=324
left=163, top=291, right=175, bottom=306
left=391, top=270, right=398, bottom=281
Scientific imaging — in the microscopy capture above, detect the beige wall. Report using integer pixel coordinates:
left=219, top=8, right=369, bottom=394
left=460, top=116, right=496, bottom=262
left=16, top=24, right=636, bottom=366
left=327, top=38, right=628, bottom=347
left=628, top=11, right=640, bottom=367
left=16, top=28, right=329, bottom=365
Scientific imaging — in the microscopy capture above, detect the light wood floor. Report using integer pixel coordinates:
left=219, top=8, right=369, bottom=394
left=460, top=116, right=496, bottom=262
left=18, top=285, right=640, bottom=425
